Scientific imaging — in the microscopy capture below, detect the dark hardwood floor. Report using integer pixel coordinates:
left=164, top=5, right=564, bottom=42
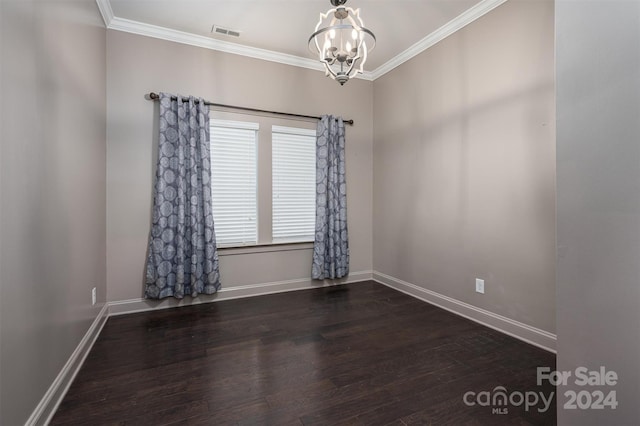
left=52, top=281, right=556, bottom=425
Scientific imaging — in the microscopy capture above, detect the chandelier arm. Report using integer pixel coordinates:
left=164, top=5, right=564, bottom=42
left=342, top=59, right=358, bottom=77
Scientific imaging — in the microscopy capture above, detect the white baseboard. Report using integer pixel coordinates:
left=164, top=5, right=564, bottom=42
left=372, top=271, right=556, bottom=353
left=108, top=270, right=373, bottom=316
left=28, top=269, right=554, bottom=424
left=25, top=303, right=109, bottom=426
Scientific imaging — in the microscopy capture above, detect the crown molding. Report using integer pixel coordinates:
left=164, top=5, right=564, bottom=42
left=108, top=16, right=331, bottom=74
left=95, top=0, right=114, bottom=27
left=96, top=0, right=505, bottom=82
left=370, top=0, right=509, bottom=80
left=104, top=12, right=375, bottom=81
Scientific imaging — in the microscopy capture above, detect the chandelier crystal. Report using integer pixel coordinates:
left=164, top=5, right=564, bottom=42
left=308, top=0, right=376, bottom=86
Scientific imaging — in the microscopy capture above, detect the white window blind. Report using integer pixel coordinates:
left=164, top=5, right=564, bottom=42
left=210, top=119, right=258, bottom=246
left=272, top=125, right=316, bottom=242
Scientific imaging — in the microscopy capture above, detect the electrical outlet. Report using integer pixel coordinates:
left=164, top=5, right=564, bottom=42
left=91, top=287, right=97, bottom=305
left=475, top=278, right=485, bottom=294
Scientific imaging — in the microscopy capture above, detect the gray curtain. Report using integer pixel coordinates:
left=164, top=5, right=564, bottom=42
left=312, top=115, right=350, bottom=280
left=145, top=93, right=221, bottom=299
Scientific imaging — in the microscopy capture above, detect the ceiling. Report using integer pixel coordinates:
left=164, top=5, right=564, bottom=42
left=102, top=0, right=503, bottom=78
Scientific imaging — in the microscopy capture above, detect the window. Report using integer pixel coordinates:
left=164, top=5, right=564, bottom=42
left=210, top=119, right=258, bottom=246
left=209, top=116, right=316, bottom=248
left=272, top=126, right=316, bottom=242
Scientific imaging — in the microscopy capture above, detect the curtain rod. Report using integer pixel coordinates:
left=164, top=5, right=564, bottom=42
left=147, top=92, right=354, bottom=126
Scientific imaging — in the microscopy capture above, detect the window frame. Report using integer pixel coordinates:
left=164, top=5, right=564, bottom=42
left=208, top=114, right=318, bottom=251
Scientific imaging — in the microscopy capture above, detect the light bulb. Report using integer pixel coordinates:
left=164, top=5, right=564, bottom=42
left=346, top=41, right=352, bottom=52
left=352, top=29, right=358, bottom=40
left=329, top=29, right=336, bottom=39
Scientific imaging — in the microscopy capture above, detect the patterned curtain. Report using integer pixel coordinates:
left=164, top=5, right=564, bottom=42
left=312, top=115, right=350, bottom=280
left=145, top=93, right=221, bottom=299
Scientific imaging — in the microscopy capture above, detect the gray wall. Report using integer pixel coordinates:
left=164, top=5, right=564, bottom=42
left=372, top=0, right=556, bottom=333
left=0, top=0, right=107, bottom=424
left=556, top=1, right=640, bottom=424
left=106, top=31, right=373, bottom=302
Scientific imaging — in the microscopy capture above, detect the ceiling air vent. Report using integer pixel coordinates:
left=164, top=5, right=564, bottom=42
left=211, top=25, right=241, bottom=38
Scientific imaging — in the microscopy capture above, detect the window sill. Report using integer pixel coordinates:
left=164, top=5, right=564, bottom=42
left=218, top=241, right=314, bottom=256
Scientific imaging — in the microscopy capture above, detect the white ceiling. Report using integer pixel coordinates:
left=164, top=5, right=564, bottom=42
left=101, top=0, right=504, bottom=78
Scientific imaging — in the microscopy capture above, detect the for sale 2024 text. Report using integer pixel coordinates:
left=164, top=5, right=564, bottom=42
left=538, top=366, right=618, bottom=410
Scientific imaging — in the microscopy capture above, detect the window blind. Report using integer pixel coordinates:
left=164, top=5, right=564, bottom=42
left=272, top=125, right=316, bottom=242
left=210, top=119, right=258, bottom=246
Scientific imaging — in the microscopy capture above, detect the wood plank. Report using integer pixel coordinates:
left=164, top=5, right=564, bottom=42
left=51, top=281, right=556, bottom=425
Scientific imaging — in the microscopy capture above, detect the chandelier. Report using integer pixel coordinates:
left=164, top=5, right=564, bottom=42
left=308, top=0, right=376, bottom=85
